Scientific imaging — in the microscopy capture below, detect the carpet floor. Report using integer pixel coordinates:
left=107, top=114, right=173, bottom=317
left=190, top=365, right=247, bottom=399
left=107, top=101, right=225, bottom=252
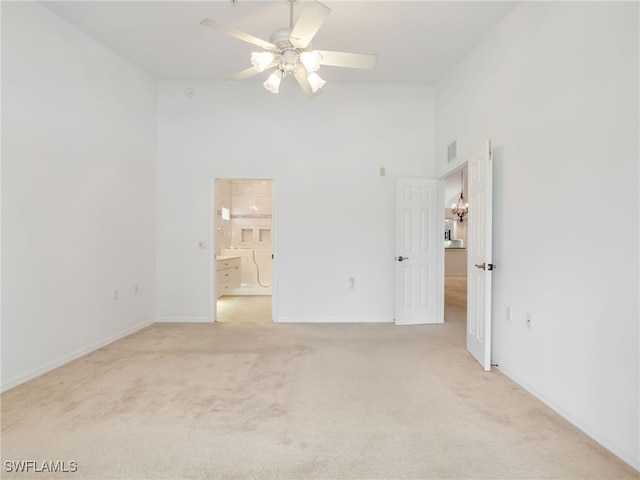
left=1, top=278, right=637, bottom=479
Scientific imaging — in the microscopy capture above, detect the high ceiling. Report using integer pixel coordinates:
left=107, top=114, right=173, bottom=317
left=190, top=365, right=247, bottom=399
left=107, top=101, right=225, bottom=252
left=42, top=0, right=518, bottom=85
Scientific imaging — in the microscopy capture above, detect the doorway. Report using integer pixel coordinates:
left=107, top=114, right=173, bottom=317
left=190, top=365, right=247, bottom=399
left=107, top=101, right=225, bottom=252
left=443, top=166, right=469, bottom=328
left=213, top=178, right=274, bottom=323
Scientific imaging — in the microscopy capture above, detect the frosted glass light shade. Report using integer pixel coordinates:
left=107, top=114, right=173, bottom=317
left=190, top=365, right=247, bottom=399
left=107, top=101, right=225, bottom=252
left=300, top=51, right=322, bottom=72
left=251, top=52, right=275, bottom=72
left=307, top=72, right=326, bottom=93
left=263, top=70, right=282, bottom=94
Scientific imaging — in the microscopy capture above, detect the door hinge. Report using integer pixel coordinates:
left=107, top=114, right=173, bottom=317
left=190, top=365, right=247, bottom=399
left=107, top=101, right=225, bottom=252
left=488, top=139, right=493, bottom=161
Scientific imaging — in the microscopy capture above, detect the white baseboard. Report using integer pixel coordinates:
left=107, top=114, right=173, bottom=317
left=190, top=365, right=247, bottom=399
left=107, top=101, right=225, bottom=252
left=497, top=365, right=640, bottom=472
left=276, top=316, right=392, bottom=323
left=1, top=318, right=155, bottom=393
left=156, top=316, right=211, bottom=323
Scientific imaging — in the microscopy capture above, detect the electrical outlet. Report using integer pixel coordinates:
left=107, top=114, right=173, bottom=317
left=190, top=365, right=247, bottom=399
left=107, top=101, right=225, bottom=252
left=134, top=284, right=139, bottom=295
left=526, top=313, right=533, bottom=329
left=114, top=290, right=119, bottom=301
left=348, top=277, right=355, bottom=289
left=506, top=306, right=512, bottom=321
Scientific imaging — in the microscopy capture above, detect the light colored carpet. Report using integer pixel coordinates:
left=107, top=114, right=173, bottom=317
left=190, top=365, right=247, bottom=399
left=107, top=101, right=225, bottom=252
left=1, top=279, right=637, bottom=479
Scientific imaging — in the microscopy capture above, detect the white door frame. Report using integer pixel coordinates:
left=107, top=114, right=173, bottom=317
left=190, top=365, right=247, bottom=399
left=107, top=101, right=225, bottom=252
left=209, top=176, right=277, bottom=323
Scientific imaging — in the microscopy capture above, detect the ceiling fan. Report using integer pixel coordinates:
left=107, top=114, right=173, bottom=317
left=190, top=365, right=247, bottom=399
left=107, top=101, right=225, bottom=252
left=200, top=0, right=377, bottom=96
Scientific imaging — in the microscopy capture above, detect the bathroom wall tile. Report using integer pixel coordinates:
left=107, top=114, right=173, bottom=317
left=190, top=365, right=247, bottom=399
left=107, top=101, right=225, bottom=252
left=253, top=182, right=267, bottom=194
left=228, top=179, right=273, bottom=249
left=214, top=179, right=233, bottom=253
left=231, top=193, right=246, bottom=205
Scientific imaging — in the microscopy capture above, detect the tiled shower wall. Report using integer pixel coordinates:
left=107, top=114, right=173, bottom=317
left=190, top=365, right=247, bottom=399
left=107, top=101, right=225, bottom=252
left=215, top=179, right=232, bottom=252
left=230, top=180, right=272, bottom=249
left=215, top=179, right=273, bottom=255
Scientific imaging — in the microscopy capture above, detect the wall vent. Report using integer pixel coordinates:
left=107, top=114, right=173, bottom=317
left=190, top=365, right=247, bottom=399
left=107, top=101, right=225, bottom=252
left=447, top=140, right=457, bottom=162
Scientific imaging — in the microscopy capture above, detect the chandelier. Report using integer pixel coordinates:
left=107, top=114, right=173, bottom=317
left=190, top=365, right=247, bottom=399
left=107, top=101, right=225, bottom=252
left=451, top=170, right=469, bottom=222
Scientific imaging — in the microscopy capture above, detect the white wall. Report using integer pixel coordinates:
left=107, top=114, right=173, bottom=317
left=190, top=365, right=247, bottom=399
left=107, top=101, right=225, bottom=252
left=436, top=1, right=639, bottom=469
left=156, top=81, right=435, bottom=322
left=1, top=2, right=157, bottom=390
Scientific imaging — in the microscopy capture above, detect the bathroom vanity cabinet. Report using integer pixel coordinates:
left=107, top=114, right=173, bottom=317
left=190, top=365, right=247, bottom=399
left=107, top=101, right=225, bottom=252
left=216, top=256, right=241, bottom=297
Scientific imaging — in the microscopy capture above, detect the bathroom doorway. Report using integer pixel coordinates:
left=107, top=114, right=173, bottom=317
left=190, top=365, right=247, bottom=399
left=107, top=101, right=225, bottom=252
left=213, top=178, right=274, bottom=323
left=443, top=166, right=468, bottom=330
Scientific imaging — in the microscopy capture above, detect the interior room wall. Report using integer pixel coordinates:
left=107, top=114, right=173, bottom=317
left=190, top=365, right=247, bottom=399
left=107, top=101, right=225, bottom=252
left=1, top=2, right=157, bottom=391
left=444, top=215, right=467, bottom=277
left=156, top=82, right=436, bottom=322
left=436, top=1, right=639, bottom=469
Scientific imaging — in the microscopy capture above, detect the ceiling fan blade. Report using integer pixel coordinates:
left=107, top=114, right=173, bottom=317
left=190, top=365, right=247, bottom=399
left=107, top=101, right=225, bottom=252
left=229, top=66, right=260, bottom=81
left=289, top=0, right=331, bottom=49
left=201, top=19, right=277, bottom=51
left=229, top=61, right=279, bottom=81
left=294, top=69, right=323, bottom=97
left=316, top=50, right=378, bottom=69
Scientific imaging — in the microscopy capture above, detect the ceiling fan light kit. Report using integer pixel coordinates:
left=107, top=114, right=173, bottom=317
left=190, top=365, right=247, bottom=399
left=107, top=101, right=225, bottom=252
left=201, top=0, right=377, bottom=96
left=264, top=69, right=283, bottom=94
left=299, top=51, right=322, bottom=72
left=250, top=52, right=276, bottom=72
left=307, top=72, right=326, bottom=93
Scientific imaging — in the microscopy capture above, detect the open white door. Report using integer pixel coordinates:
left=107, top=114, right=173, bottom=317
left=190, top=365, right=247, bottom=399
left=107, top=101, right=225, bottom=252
left=467, top=141, right=494, bottom=370
left=395, top=178, right=443, bottom=325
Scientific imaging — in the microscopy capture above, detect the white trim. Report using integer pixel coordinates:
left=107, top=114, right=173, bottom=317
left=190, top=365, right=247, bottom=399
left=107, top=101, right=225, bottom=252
left=1, top=318, right=155, bottom=393
left=270, top=179, right=278, bottom=324
left=156, top=317, right=210, bottom=323
left=211, top=176, right=221, bottom=321
left=277, top=316, right=392, bottom=324
left=497, top=366, right=640, bottom=472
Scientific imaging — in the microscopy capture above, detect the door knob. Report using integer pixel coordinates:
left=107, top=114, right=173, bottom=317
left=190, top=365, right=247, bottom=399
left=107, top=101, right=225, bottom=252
left=475, top=263, right=496, bottom=270
left=396, top=256, right=409, bottom=262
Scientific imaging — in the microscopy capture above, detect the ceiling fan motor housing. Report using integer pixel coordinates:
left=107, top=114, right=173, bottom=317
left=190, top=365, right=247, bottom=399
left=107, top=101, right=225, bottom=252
left=269, top=27, right=293, bottom=48
left=269, top=27, right=311, bottom=74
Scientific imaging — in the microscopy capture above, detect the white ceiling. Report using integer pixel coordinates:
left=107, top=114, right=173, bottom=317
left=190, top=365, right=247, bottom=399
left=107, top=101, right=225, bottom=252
left=41, top=0, right=518, bottom=85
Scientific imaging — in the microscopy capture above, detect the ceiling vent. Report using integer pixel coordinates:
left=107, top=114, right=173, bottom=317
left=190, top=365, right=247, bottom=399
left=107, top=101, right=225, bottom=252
left=447, top=140, right=457, bottom=163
